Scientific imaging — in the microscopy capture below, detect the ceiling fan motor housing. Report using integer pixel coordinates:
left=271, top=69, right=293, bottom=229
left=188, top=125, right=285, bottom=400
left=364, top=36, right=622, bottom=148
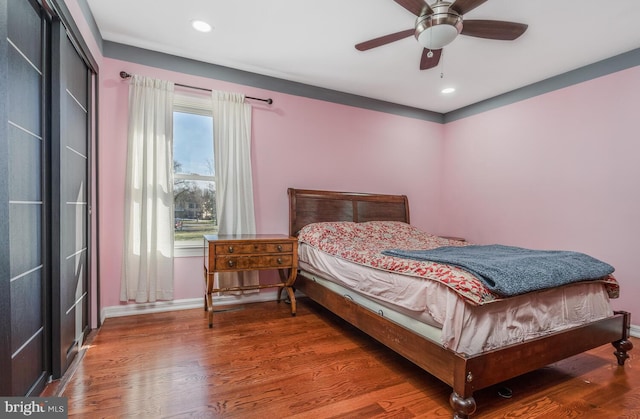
left=415, top=2, right=463, bottom=50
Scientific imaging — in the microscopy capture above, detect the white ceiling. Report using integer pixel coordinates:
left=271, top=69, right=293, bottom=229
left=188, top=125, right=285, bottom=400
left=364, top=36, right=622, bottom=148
left=86, top=0, right=640, bottom=114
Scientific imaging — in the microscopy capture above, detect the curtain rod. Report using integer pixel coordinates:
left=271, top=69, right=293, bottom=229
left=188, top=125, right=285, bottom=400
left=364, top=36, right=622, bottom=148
left=119, top=71, right=273, bottom=105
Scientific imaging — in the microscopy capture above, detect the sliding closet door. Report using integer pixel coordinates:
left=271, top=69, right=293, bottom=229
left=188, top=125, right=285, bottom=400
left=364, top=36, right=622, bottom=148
left=51, top=21, right=90, bottom=378
left=0, top=0, right=49, bottom=395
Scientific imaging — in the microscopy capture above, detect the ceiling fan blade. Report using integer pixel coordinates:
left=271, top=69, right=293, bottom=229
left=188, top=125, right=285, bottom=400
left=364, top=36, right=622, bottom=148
left=355, top=29, right=415, bottom=51
left=420, top=48, right=442, bottom=70
left=394, top=0, right=433, bottom=16
left=450, top=0, right=489, bottom=15
left=461, top=20, right=528, bottom=40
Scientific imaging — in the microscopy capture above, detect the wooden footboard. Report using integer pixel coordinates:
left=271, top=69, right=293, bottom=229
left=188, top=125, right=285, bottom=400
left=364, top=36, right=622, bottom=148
left=295, top=272, right=633, bottom=419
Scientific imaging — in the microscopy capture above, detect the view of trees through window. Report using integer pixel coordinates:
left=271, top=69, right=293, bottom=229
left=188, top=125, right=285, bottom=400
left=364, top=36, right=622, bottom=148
left=173, top=110, right=217, bottom=243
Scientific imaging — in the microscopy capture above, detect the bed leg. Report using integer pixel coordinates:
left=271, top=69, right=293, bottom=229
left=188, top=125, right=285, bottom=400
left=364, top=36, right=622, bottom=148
left=612, top=311, right=633, bottom=366
left=450, top=392, right=476, bottom=419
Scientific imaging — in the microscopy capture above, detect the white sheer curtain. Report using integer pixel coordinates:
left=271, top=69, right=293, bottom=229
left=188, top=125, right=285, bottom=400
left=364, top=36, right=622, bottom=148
left=212, top=91, right=258, bottom=291
left=121, top=75, right=175, bottom=303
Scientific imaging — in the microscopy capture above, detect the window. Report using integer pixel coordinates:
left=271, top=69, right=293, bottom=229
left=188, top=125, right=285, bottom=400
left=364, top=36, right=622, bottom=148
left=173, top=92, right=217, bottom=251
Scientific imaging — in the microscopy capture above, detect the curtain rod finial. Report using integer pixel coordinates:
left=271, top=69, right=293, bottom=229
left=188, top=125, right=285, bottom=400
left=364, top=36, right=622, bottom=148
left=120, top=71, right=131, bottom=79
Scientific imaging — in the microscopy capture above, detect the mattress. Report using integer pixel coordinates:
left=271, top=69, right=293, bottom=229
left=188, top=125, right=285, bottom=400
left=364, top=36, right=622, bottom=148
left=299, top=240, right=614, bottom=355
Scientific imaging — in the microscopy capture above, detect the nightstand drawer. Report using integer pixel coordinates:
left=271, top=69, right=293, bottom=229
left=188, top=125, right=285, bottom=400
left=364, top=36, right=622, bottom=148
left=214, top=242, right=293, bottom=255
left=214, top=255, right=294, bottom=271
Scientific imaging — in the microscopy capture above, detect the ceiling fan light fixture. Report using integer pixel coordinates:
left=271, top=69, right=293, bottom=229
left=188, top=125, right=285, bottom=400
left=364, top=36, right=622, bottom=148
left=415, top=13, right=462, bottom=50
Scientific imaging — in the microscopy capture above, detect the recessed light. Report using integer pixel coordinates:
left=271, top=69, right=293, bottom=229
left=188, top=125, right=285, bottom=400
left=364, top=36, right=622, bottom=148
left=191, top=20, right=212, bottom=33
left=441, top=87, right=456, bottom=94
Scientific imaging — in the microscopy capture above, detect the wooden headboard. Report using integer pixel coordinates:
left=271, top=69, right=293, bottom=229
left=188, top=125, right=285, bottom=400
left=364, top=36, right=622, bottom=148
left=288, top=188, right=410, bottom=236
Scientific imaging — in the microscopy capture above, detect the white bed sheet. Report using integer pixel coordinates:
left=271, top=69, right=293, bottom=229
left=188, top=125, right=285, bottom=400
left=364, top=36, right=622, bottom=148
left=299, top=242, right=614, bottom=355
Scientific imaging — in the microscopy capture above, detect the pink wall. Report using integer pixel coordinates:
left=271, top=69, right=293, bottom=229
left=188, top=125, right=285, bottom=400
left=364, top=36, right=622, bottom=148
left=440, top=67, right=640, bottom=314
left=98, top=58, right=445, bottom=308
left=70, top=0, right=638, bottom=317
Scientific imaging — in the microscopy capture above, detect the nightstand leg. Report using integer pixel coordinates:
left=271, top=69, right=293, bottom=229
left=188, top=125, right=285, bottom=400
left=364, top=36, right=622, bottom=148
left=207, top=294, right=213, bottom=328
left=285, top=286, right=296, bottom=316
left=205, top=270, right=214, bottom=328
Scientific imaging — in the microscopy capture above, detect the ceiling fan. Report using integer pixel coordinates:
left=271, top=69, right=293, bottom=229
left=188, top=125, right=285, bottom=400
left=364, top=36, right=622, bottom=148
left=355, top=0, right=528, bottom=70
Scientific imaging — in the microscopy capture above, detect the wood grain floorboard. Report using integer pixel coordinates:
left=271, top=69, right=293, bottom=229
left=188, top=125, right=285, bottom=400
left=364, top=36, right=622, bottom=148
left=49, top=298, right=638, bottom=418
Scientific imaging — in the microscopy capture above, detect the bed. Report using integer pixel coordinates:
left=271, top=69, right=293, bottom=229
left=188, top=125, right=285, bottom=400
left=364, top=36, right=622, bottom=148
left=287, top=188, right=633, bottom=419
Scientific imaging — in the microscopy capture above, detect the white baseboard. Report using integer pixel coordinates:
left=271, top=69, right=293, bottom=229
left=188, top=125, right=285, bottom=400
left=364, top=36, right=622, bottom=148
left=100, top=291, right=285, bottom=324
left=630, top=324, right=640, bottom=339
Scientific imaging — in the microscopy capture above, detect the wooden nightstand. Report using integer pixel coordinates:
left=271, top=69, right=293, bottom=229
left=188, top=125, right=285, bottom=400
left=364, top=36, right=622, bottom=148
left=203, top=234, right=298, bottom=328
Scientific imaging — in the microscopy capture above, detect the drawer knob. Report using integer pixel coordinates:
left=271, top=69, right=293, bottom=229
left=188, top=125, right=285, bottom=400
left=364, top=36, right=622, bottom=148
left=227, top=260, right=235, bottom=267
left=277, top=245, right=283, bottom=251
left=277, top=258, right=283, bottom=264
left=228, top=246, right=234, bottom=253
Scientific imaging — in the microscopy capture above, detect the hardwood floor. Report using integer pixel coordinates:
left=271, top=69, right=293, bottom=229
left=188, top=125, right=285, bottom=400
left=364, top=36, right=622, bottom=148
left=48, top=298, right=638, bottom=418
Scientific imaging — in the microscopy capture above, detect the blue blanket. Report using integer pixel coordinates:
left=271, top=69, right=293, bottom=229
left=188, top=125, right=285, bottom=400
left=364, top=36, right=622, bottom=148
left=381, top=244, right=614, bottom=297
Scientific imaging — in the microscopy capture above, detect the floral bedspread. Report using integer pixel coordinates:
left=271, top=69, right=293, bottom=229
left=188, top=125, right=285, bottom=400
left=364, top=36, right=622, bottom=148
left=297, top=221, right=619, bottom=305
